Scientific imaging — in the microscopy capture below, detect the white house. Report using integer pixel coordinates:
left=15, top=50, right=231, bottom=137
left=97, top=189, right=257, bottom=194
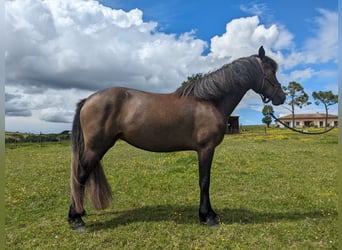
left=276, top=113, right=338, bottom=128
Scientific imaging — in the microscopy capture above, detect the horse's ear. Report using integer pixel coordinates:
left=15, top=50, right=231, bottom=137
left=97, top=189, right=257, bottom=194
left=258, top=46, right=265, bottom=59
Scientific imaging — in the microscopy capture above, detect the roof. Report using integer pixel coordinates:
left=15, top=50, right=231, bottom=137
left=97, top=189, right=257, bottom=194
left=279, top=113, right=338, bottom=120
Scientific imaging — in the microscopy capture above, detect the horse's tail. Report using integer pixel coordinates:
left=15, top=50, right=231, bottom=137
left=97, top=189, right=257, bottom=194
left=86, top=161, right=113, bottom=210
left=70, top=99, right=112, bottom=213
left=70, top=99, right=87, bottom=213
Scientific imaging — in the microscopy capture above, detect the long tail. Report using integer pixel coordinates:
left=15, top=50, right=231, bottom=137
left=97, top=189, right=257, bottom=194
left=70, top=99, right=112, bottom=213
left=86, top=161, right=113, bottom=210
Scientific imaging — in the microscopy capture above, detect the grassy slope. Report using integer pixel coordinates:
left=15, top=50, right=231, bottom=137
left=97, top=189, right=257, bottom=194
left=5, top=128, right=338, bottom=249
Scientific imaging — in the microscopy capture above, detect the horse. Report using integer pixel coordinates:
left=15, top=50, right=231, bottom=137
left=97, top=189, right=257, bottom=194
left=67, top=46, right=286, bottom=230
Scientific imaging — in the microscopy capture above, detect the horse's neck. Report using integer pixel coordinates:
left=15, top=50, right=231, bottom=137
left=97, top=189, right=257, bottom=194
left=216, top=88, right=249, bottom=119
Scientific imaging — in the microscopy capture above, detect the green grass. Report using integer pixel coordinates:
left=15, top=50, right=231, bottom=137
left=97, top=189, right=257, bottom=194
left=5, top=128, right=338, bottom=249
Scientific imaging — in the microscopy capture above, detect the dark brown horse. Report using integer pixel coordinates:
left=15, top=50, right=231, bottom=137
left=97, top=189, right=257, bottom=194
left=68, top=46, right=286, bottom=230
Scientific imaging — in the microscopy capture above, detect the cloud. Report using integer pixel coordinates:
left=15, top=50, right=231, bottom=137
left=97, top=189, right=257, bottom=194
left=6, top=109, right=32, bottom=117
left=4, top=0, right=337, bottom=132
left=304, top=8, right=338, bottom=63
left=40, top=107, right=74, bottom=123
left=5, top=86, right=92, bottom=120
left=209, top=16, right=293, bottom=60
left=5, top=93, right=19, bottom=102
left=288, top=68, right=315, bottom=83
left=5, top=0, right=209, bottom=93
left=280, top=9, right=337, bottom=69
left=6, top=0, right=297, bottom=94
left=5, top=92, right=32, bottom=117
left=240, top=3, right=268, bottom=17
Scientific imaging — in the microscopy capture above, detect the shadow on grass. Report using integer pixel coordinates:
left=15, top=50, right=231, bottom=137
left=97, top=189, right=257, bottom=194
left=87, top=205, right=336, bottom=231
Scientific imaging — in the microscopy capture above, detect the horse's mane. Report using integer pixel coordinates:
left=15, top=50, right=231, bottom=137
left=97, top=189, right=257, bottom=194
left=174, top=56, right=271, bottom=101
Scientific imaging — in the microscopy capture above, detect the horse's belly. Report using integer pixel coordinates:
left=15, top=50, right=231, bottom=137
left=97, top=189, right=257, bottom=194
left=120, top=127, right=194, bottom=152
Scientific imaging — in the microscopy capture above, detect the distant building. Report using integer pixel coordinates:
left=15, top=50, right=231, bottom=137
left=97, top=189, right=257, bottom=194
left=276, top=113, right=338, bottom=128
left=226, top=116, right=240, bottom=134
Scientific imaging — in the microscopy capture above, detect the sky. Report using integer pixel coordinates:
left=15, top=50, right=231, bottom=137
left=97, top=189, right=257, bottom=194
left=5, top=0, right=338, bottom=133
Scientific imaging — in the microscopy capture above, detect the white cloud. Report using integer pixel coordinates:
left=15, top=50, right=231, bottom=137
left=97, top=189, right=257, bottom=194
left=304, top=8, right=338, bottom=63
left=240, top=3, right=268, bottom=17
left=209, top=16, right=293, bottom=60
left=5, top=1, right=294, bottom=86
left=288, top=68, right=315, bottom=83
left=4, top=0, right=337, bottom=132
left=40, top=107, right=74, bottom=123
left=5, top=0, right=210, bottom=93
left=280, top=9, right=337, bottom=69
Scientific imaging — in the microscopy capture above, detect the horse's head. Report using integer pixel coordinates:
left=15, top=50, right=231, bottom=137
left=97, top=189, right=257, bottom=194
left=254, top=46, right=286, bottom=105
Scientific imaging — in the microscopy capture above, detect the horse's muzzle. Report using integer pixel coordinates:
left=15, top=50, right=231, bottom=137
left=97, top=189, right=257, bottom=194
left=272, top=93, right=286, bottom=106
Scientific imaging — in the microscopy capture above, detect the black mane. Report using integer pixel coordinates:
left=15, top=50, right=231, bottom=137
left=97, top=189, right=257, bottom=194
left=174, top=55, right=276, bottom=101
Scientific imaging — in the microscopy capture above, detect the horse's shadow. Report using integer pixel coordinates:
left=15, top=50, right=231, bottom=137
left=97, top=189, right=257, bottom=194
left=87, top=205, right=333, bottom=231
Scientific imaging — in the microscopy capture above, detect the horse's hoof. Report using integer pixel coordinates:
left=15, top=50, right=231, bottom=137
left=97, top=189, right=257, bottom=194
left=72, top=223, right=86, bottom=232
left=199, top=214, right=219, bottom=227
left=201, top=218, right=219, bottom=227
left=69, top=218, right=86, bottom=231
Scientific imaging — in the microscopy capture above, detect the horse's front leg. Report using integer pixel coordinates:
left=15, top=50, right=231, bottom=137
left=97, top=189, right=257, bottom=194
left=197, top=147, right=218, bottom=226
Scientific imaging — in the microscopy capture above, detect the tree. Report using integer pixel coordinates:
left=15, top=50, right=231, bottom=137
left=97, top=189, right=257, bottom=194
left=312, top=91, right=338, bottom=128
left=182, top=73, right=203, bottom=85
left=261, top=105, right=274, bottom=128
left=283, top=81, right=311, bottom=128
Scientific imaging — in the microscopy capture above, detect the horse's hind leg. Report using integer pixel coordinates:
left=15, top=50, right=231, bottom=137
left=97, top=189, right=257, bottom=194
left=68, top=95, right=120, bottom=230
left=68, top=150, right=98, bottom=231
left=68, top=196, right=87, bottom=231
left=68, top=143, right=114, bottom=230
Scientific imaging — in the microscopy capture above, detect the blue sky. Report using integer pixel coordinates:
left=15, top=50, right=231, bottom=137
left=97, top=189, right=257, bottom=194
left=101, top=0, right=335, bottom=45
left=5, top=0, right=338, bottom=133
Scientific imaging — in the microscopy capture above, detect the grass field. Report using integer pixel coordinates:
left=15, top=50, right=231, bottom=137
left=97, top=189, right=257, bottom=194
left=5, top=127, right=338, bottom=249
